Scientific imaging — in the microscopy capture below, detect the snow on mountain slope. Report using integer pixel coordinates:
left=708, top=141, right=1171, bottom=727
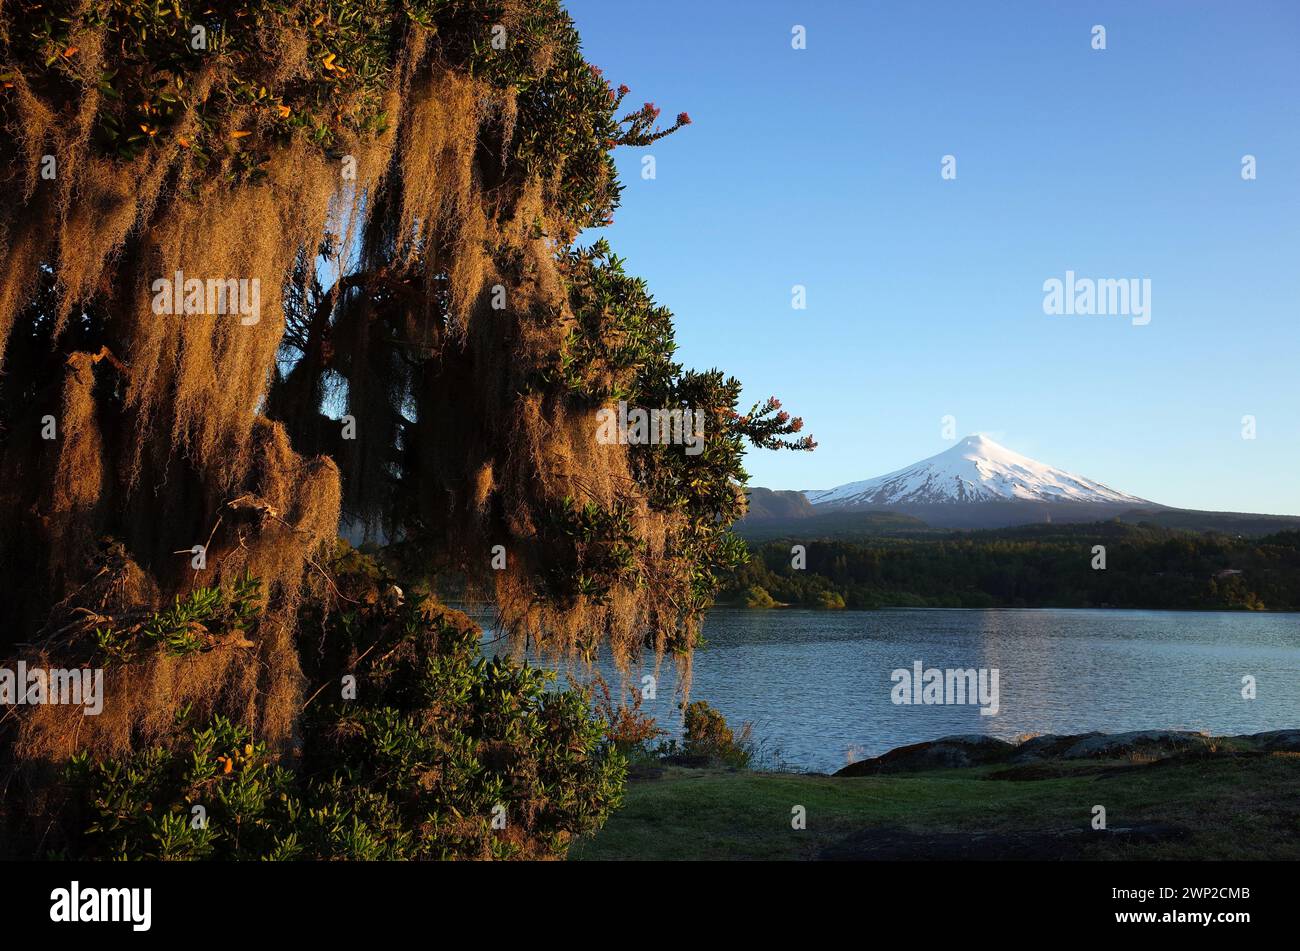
left=805, top=434, right=1148, bottom=508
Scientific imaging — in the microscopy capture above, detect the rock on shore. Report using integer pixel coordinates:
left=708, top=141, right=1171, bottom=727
left=834, top=729, right=1300, bottom=776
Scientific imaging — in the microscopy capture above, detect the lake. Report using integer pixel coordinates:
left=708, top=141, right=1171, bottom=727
left=480, top=607, right=1300, bottom=774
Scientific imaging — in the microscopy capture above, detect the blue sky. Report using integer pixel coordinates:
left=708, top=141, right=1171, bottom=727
left=565, top=0, right=1300, bottom=515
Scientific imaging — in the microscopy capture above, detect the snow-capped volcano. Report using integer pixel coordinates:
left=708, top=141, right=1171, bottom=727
left=806, top=435, right=1147, bottom=508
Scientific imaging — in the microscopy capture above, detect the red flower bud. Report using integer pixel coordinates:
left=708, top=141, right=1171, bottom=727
left=677, top=112, right=692, bottom=125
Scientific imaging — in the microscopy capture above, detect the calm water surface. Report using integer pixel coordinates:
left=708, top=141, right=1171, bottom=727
left=479, top=607, right=1300, bottom=774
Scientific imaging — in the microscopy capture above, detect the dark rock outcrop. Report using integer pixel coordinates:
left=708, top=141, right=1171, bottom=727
left=1249, top=729, right=1300, bottom=752
left=834, top=728, right=1292, bottom=777
left=835, top=735, right=1015, bottom=776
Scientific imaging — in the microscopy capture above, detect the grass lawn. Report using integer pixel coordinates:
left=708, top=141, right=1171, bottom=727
left=570, top=753, right=1300, bottom=861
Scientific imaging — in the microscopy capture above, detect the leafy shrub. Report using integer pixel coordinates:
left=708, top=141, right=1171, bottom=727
left=680, top=700, right=753, bottom=769
left=814, top=590, right=846, bottom=610
left=62, top=713, right=304, bottom=860
left=54, top=558, right=626, bottom=860
left=299, top=596, right=627, bottom=860
left=591, top=675, right=666, bottom=766
left=93, top=575, right=263, bottom=663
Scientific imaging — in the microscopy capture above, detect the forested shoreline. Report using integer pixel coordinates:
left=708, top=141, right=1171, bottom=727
left=722, top=523, right=1300, bottom=611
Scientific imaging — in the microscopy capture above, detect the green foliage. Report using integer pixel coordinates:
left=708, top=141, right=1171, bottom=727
left=545, top=242, right=813, bottom=646
left=1, top=0, right=634, bottom=213
left=8, top=0, right=394, bottom=167
left=544, top=495, right=644, bottom=610
left=62, top=712, right=300, bottom=860
left=633, top=369, right=798, bottom=628
left=679, top=700, right=752, bottom=769
left=815, top=590, right=845, bottom=610
left=93, top=574, right=262, bottom=663
left=552, top=240, right=677, bottom=403
left=301, top=599, right=626, bottom=859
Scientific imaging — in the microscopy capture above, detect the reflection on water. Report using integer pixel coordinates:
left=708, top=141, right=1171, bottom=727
left=475, top=607, right=1300, bottom=774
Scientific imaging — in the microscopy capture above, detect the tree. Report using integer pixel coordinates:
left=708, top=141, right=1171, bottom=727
left=0, top=0, right=811, bottom=852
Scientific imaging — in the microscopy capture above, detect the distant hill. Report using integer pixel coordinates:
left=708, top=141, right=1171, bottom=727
left=1113, top=507, right=1300, bottom=537
left=736, top=508, right=931, bottom=542
left=743, top=487, right=816, bottom=520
